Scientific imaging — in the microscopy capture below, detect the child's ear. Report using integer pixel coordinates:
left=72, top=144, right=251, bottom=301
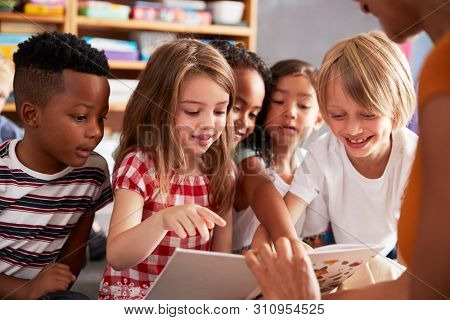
left=20, top=102, right=40, bottom=128
left=314, top=112, right=325, bottom=130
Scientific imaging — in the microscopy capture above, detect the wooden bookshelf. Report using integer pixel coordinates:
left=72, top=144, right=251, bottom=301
left=110, top=103, right=128, bottom=112
left=0, top=12, right=65, bottom=24
left=77, top=16, right=252, bottom=37
left=4, top=101, right=127, bottom=112
left=0, top=0, right=257, bottom=50
left=3, top=103, right=15, bottom=112
left=108, top=60, right=147, bottom=71
left=0, top=0, right=259, bottom=112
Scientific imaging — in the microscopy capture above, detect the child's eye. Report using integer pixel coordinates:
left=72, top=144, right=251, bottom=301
left=272, top=100, right=284, bottom=105
left=72, top=115, right=87, bottom=122
left=249, top=112, right=258, bottom=119
left=214, top=110, right=226, bottom=116
left=98, top=115, right=108, bottom=122
left=184, top=110, right=199, bottom=116
left=330, top=114, right=345, bottom=119
left=299, top=104, right=312, bottom=109
left=233, top=105, right=241, bottom=112
left=361, top=113, right=376, bottom=119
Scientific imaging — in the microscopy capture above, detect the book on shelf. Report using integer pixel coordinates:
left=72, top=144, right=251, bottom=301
left=24, top=3, right=65, bottom=16
left=83, top=37, right=140, bottom=61
left=79, top=1, right=131, bottom=20
left=162, top=0, right=207, bottom=11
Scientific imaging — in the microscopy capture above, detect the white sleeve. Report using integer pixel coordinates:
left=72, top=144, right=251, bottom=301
left=289, top=151, right=325, bottom=204
left=301, top=195, right=330, bottom=237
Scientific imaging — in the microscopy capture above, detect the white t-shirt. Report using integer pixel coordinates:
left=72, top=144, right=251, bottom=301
left=232, top=148, right=306, bottom=252
left=289, top=128, right=418, bottom=256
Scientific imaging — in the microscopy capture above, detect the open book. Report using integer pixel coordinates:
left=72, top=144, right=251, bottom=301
left=145, top=244, right=384, bottom=300
left=307, top=243, right=384, bottom=293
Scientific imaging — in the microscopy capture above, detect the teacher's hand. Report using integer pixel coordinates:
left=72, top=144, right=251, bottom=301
left=245, top=237, right=321, bottom=300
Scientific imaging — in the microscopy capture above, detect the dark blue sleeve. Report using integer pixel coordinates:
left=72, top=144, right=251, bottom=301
left=0, top=116, right=24, bottom=143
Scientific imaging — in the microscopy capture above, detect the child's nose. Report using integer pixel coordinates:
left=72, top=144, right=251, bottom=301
left=234, top=116, right=244, bottom=129
left=345, top=118, right=363, bottom=135
left=201, top=112, right=216, bottom=129
left=241, top=115, right=251, bottom=129
left=87, top=121, right=102, bottom=139
left=284, top=104, right=298, bottom=118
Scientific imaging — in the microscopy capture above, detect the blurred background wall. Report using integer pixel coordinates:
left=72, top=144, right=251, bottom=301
left=257, top=0, right=379, bottom=67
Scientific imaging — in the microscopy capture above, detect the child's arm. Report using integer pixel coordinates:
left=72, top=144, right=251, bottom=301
left=284, top=191, right=309, bottom=223
left=0, top=274, right=31, bottom=299
left=211, top=208, right=232, bottom=253
left=0, top=274, right=33, bottom=299
left=107, top=189, right=226, bottom=270
left=251, top=193, right=308, bottom=249
left=252, top=149, right=324, bottom=249
left=251, top=224, right=271, bottom=250
left=0, top=263, right=75, bottom=299
left=57, top=212, right=95, bottom=278
left=106, top=189, right=159, bottom=270
left=239, top=156, right=298, bottom=242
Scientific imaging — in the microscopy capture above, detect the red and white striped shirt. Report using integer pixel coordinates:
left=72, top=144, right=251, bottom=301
left=0, top=139, right=113, bottom=279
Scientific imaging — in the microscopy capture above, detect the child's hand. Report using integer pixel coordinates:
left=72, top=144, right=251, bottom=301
left=161, top=204, right=226, bottom=241
left=28, top=263, right=76, bottom=299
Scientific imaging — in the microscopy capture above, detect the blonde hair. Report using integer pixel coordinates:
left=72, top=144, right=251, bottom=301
left=317, top=31, right=416, bottom=130
left=115, top=39, right=236, bottom=216
left=0, top=53, right=14, bottom=92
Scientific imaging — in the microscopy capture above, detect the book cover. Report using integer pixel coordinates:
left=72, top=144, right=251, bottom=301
left=146, top=244, right=383, bottom=299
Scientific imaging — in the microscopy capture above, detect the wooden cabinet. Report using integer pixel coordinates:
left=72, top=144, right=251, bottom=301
left=1, top=0, right=258, bottom=57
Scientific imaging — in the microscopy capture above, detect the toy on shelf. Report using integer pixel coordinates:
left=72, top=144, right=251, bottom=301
left=23, top=0, right=66, bottom=16
left=79, top=1, right=131, bottom=20
left=131, top=1, right=212, bottom=26
left=83, top=37, right=139, bottom=61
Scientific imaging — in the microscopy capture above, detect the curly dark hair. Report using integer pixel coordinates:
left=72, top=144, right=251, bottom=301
left=13, top=31, right=109, bottom=109
left=208, top=40, right=271, bottom=91
left=242, top=59, right=317, bottom=166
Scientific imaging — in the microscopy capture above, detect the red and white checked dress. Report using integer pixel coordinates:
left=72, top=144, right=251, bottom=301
left=98, top=151, right=215, bottom=300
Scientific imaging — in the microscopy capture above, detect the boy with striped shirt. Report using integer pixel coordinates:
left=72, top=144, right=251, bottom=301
left=0, top=32, right=113, bottom=299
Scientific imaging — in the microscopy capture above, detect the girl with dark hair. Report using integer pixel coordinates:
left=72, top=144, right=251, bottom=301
left=233, top=59, right=323, bottom=253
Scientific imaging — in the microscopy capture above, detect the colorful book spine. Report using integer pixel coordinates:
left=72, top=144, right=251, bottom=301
left=0, top=33, right=31, bottom=59
left=79, top=1, right=131, bottom=20
left=24, top=3, right=65, bottom=16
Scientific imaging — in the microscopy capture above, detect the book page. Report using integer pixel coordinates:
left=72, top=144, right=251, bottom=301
left=309, top=245, right=384, bottom=293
